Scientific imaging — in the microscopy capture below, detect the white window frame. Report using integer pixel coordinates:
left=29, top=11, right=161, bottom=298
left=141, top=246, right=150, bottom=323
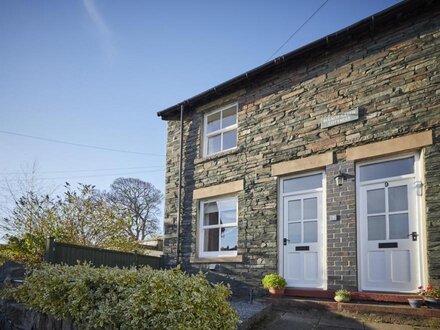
left=199, top=196, right=238, bottom=258
left=203, top=104, right=238, bottom=157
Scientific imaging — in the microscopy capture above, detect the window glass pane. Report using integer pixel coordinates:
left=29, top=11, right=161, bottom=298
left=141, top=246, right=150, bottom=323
left=221, top=227, right=237, bottom=251
left=367, top=189, right=385, bottom=214
left=222, top=106, right=237, bottom=128
left=303, top=198, right=317, bottom=220
left=288, top=200, right=301, bottom=221
left=360, top=157, right=414, bottom=182
left=204, top=213, right=219, bottom=226
left=206, top=112, right=221, bottom=133
left=389, top=213, right=409, bottom=239
left=218, top=199, right=237, bottom=225
left=219, top=210, right=235, bottom=225
left=304, top=221, right=318, bottom=243
left=388, top=185, right=408, bottom=212
left=283, top=173, right=322, bottom=193
left=204, top=228, right=219, bottom=251
left=207, top=134, right=221, bottom=155
left=218, top=198, right=236, bottom=211
left=223, top=129, right=237, bottom=150
left=368, top=215, right=386, bottom=241
left=203, top=202, right=218, bottom=225
left=288, top=222, right=301, bottom=243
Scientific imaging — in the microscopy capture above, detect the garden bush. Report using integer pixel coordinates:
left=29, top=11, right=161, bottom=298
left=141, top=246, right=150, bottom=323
left=1, top=263, right=239, bottom=329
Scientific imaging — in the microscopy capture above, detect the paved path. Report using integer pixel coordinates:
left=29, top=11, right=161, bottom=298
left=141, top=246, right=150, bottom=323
left=254, top=310, right=432, bottom=329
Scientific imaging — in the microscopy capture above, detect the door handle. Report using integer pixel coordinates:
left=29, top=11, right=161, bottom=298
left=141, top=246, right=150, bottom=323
left=283, top=238, right=290, bottom=246
left=408, top=232, right=418, bottom=241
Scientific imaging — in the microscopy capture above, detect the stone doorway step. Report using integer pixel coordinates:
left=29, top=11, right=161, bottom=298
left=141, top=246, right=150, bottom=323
left=265, top=296, right=440, bottom=328
left=285, top=289, right=420, bottom=303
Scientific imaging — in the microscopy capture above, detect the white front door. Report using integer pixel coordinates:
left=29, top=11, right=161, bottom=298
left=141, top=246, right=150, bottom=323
left=358, top=156, right=422, bottom=292
left=282, top=173, right=325, bottom=289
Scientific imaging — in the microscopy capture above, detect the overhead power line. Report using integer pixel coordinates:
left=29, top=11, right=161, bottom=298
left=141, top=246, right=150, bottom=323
left=0, top=130, right=165, bottom=157
left=1, top=169, right=165, bottom=182
left=0, top=165, right=164, bottom=176
left=267, top=0, right=329, bottom=61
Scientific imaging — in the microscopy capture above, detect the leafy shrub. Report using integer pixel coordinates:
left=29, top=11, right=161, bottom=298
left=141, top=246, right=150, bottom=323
left=262, top=274, right=286, bottom=289
left=1, top=263, right=239, bottom=329
left=0, top=184, right=137, bottom=266
left=0, top=233, right=47, bottom=265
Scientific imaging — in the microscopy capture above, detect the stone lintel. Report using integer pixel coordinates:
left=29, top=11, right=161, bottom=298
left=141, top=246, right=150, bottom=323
left=271, top=151, right=334, bottom=176
left=193, top=180, right=244, bottom=200
left=346, top=130, right=433, bottom=161
left=190, top=255, right=243, bottom=263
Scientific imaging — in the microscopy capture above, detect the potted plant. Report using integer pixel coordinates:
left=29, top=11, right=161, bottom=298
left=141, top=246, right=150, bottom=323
left=419, top=285, right=440, bottom=309
left=262, top=274, right=286, bottom=297
left=334, top=289, right=351, bottom=303
left=408, top=290, right=424, bottom=308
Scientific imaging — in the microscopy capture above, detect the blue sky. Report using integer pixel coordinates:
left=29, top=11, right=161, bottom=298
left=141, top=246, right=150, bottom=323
left=0, top=0, right=400, bottom=216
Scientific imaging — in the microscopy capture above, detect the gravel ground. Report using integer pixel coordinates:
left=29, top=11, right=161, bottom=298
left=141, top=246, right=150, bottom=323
left=230, top=300, right=271, bottom=329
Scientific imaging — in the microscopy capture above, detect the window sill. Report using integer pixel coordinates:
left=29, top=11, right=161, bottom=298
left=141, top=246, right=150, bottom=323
left=190, top=255, right=243, bottom=263
left=195, top=147, right=241, bottom=165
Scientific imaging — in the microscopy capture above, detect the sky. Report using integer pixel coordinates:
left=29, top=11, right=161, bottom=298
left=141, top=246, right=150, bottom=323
left=0, top=0, right=401, bottom=224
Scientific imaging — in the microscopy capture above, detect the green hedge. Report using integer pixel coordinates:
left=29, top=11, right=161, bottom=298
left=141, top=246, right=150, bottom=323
left=1, top=263, right=238, bottom=329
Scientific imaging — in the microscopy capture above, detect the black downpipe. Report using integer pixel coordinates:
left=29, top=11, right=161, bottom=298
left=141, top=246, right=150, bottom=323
left=176, top=104, right=184, bottom=265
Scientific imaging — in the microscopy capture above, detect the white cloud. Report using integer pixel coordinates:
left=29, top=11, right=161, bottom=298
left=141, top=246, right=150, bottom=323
left=81, top=0, right=116, bottom=61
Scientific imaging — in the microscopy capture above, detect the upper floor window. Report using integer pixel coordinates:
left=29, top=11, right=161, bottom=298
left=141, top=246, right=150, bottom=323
left=203, top=104, right=237, bottom=156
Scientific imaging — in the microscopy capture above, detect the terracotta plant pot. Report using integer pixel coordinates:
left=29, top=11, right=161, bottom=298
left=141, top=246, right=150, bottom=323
left=408, top=298, right=423, bottom=308
left=424, top=297, right=440, bottom=309
left=269, top=287, right=285, bottom=297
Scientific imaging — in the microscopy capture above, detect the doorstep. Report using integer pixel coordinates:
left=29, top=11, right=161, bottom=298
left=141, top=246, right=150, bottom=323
left=285, top=288, right=420, bottom=303
left=266, top=296, right=440, bottom=319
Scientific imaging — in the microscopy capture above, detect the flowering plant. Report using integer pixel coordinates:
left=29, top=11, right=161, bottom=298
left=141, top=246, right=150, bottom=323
left=418, top=285, right=440, bottom=298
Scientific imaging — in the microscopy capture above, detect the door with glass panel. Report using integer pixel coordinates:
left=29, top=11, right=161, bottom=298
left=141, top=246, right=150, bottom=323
left=358, top=156, right=421, bottom=292
left=282, top=173, right=325, bottom=288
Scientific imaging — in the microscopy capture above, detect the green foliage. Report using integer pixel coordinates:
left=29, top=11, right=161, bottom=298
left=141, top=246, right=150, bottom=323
left=0, top=233, right=47, bottom=264
left=419, top=285, right=440, bottom=298
left=0, top=184, right=137, bottom=264
left=1, top=263, right=239, bottom=329
left=262, top=274, right=286, bottom=289
left=335, top=289, right=351, bottom=299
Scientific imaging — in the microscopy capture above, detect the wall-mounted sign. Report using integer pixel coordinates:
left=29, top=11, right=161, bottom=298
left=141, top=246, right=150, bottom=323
left=321, top=108, right=359, bottom=129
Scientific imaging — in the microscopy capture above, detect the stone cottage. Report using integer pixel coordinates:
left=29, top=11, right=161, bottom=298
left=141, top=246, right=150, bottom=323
left=157, top=0, right=440, bottom=297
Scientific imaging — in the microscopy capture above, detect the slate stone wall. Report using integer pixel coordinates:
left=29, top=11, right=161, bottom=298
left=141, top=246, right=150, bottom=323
left=326, top=162, right=357, bottom=291
left=425, top=127, right=440, bottom=285
left=0, top=299, right=77, bottom=330
left=163, top=8, right=440, bottom=293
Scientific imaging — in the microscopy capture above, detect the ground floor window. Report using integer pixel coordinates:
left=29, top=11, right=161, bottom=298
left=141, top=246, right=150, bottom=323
left=199, top=196, right=238, bottom=257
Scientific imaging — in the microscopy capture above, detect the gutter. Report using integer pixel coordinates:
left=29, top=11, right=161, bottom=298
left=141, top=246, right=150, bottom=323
left=176, top=104, right=184, bottom=264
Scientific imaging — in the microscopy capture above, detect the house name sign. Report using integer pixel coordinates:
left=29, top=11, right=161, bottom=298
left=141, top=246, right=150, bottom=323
left=321, top=108, right=359, bottom=129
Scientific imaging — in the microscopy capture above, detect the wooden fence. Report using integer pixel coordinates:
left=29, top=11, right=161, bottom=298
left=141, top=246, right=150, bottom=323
left=44, top=237, right=163, bottom=269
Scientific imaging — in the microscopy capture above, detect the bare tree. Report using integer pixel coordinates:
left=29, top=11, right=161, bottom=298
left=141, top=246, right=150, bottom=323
left=0, top=161, right=58, bottom=238
left=106, top=178, right=162, bottom=241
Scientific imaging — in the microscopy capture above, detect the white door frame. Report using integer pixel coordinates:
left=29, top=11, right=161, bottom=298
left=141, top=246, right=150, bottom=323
left=278, top=170, right=327, bottom=289
left=355, top=152, right=426, bottom=292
